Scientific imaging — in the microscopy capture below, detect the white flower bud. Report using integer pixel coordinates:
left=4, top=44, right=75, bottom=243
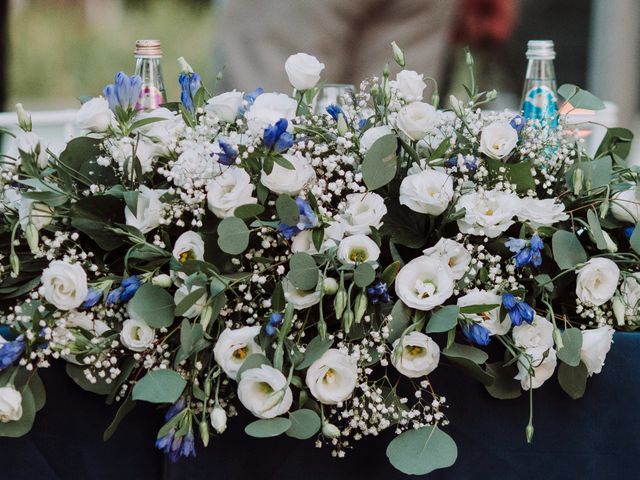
left=25, top=223, right=39, bottom=254
left=337, top=113, right=348, bottom=136
left=322, top=422, right=340, bottom=439
left=15, top=103, right=32, bottom=131
left=322, top=277, right=339, bottom=295
left=151, top=274, right=172, bottom=288
left=390, top=41, right=405, bottom=67
left=210, top=406, right=227, bottom=434
left=177, top=56, right=194, bottom=74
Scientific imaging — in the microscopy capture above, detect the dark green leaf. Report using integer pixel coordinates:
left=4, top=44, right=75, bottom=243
left=234, top=203, right=265, bottom=219
left=380, top=261, right=401, bottom=287
left=485, top=362, right=522, bottom=399
left=386, top=300, right=411, bottom=344
left=558, top=361, right=588, bottom=399
left=103, top=396, right=136, bottom=441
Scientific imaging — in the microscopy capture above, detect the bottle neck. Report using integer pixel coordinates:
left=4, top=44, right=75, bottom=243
left=525, top=58, right=556, bottom=82
left=134, top=56, right=167, bottom=110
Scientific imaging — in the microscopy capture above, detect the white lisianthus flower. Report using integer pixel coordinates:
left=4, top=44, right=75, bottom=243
left=206, top=90, right=244, bottom=122
left=396, top=102, right=437, bottom=140
left=107, top=136, right=157, bottom=178
left=580, top=326, right=614, bottom=375
left=515, top=347, right=557, bottom=390
left=391, top=331, right=440, bottom=378
left=76, top=97, right=113, bottom=132
left=517, top=197, right=569, bottom=227
left=66, top=310, right=110, bottom=336
left=478, top=121, right=518, bottom=160
left=210, top=406, right=227, bottom=433
left=457, top=289, right=510, bottom=335
left=399, top=168, right=454, bottom=216
left=260, top=154, right=315, bottom=196
left=135, top=108, right=181, bottom=156
left=0, top=188, right=21, bottom=212
left=285, top=53, right=325, bottom=91
left=213, top=326, right=263, bottom=379
left=39, top=260, right=88, bottom=311
left=305, top=349, right=358, bottom=405
left=291, top=221, right=344, bottom=254
left=512, top=315, right=554, bottom=349
left=124, top=186, right=165, bottom=234
left=207, top=167, right=257, bottom=218
left=0, top=387, right=23, bottom=423
left=615, top=273, right=640, bottom=325
left=174, top=284, right=207, bottom=318
left=16, top=132, right=48, bottom=169
left=238, top=365, right=293, bottom=419
left=610, top=185, right=640, bottom=224
left=360, top=125, right=394, bottom=153
left=422, top=238, right=471, bottom=280
left=456, top=189, right=519, bottom=238
left=337, top=192, right=387, bottom=235
left=120, top=317, right=155, bottom=352
left=575, top=258, right=620, bottom=306
left=282, top=278, right=322, bottom=310
left=18, top=199, right=53, bottom=231
left=172, top=231, right=205, bottom=264
left=246, top=93, right=297, bottom=134
left=394, top=70, right=426, bottom=102
left=395, top=256, right=455, bottom=311
left=336, top=234, right=380, bottom=265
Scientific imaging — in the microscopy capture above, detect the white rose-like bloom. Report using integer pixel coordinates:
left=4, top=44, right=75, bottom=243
left=399, top=168, right=454, bottom=216
left=172, top=231, right=205, bottom=264
left=422, top=238, right=471, bottom=280
left=360, top=125, right=394, bottom=153
left=124, top=186, right=165, bottom=234
left=260, top=154, right=315, bottom=196
left=213, top=326, right=263, bottom=379
left=517, top=197, right=569, bottom=228
left=457, top=289, right=510, bottom=335
left=478, top=121, right=518, bottom=160
left=0, top=387, right=23, bottom=423
left=285, top=53, right=325, bottom=91
left=16, top=132, right=48, bottom=169
left=395, top=70, right=426, bottom=102
left=580, top=326, right=614, bottom=375
left=238, top=365, right=293, bottom=419
left=207, top=167, right=257, bottom=218
left=337, top=234, right=380, bottom=265
left=282, top=278, right=321, bottom=310
left=39, top=260, right=88, bottom=311
left=174, top=284, right=208, bottom=318
left=76, top=97, right=113, bottom=132
left=611, top=185, right=640, bottom=224
left=396, top=102, right=437, bottom=140
left=576, top=258, right=620, bottom=306
left=515, top=347, right=557, bottom=390
left=512, top=315, right=554, bottom=349
left=206, top=90, right=244, bottom=123
left=18, top=199, right=53, bottom=231
left=395, top=256, right=455, bottom=311
left=120, top=318, right=155, bottom=352
left=337, top=192, right=387, bottom=235
left=456, top=189, right=519, bottom=238
left=246, top=92, right=297, bottom=134
left=305, top=349, right=358, bottom=405
left=392, top=331, right=440, bottom=378
left=616, top=273, right=640, bottom=325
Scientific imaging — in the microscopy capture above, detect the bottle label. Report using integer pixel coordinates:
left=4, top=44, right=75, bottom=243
left=522, top=85, right=558, bottom=127
left=135, top=86, right=164, bottom=111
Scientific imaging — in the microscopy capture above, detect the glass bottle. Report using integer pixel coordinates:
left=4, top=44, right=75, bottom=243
left=520, top=40, right=558, bottom=128
left=313, top=84, right=355, bottom=115
left=134, top=39, right=167, bottom=111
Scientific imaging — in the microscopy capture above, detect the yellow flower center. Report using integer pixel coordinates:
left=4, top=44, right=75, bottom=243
left=348, top=247, right=369, bottom=263
left=323, top=368, right=336, bottom=385
left=405, top=345, right=425, bottom=357
left=178, top=250, right=194, bottom=264
left=232, top=346, right=248, bottom=360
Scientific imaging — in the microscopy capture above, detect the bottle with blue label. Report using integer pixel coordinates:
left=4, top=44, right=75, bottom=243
left=521, top=40, right=558, bottom=128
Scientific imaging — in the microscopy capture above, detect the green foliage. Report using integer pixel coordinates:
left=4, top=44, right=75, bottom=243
left=66, top=363, right=114, bottom=395
left=380, top=199, right=428, bottom=248
left=387, top=300, right=411, bottom=344
left=552, top=230, right=587, bottom=270
left=485, top=362, right=522, bottom=399
left=353, top=263, right=376, bottom=288
left=70, top=195, right=126, bottom=251
left=245, top=418, right=292, bottom=438
left=386, top=426, right=458, bottom=475
left=286, top=409, right=321, bottom=439
left=595, top=127, right=634, bottom=163
left=566, top=158, right=612, bottom=194
left=237, top=354, right=271, bottom=380
left=443, top=344, right=493, bottom=386
left=556, top=328, right=583, bottom=367
left=131, top=369, right=187, bottom=404
left=276, top=195, right=300, bottom=226
left=0, top=386, right=36, bottom=438
left=558, top=84, right=605, bottom=111
left=287, top=253, right=319, bottom=291
left=629, top=225, right=640, bottom=255
left=361, top=134, right=398, bottom=190
left=217, top=217, right=250, bottom=255
left=296, top=336, right=333, bottom=370
left=486, top=159, right=535, bottom=194
left=425, top=305, right=459, bottom=333
left=233, top=203, right=265, bottom=219
left=128, top=284, right=175, bottom=328
left=558, top=361, right=589, bottom=400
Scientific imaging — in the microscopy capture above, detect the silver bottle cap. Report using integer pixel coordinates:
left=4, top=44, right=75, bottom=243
left=526, top=40, right=555, bottom=60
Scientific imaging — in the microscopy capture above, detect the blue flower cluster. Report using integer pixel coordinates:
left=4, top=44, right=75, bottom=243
left=216, top=140, right=238, bottom=166
left=0, top=336, right=26, bottom=370
left=263, top=118, right=293, bottom=153
left=462, top=322, right=490, bottom=346
left=505, top=234, right=544, bottom=268
left=502, top=293, right=535, bottom=326
left=510, top=114, right=525, bottom=133
left=103, top=72, right=142, bottom=111
left=179, top=72, right=202, bottom=112
left=105, top=276, right=142, bottom=306
left=326, top=104, right=343, bottom=121
left=156, top=398, right=196, bottom=462
left=82, top=287, right=103, bottom=309
left=238, top=87, right=263, bottom=115
left=367, top=280, right=391, bottom=304
left=277, top=197, right=318, bottom=239
left=265, top=312, right=284, bottom=336
left=445, top=154, right=477, bottom=171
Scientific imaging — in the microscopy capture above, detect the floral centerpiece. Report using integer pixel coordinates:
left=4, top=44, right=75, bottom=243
left=0, top=44, right=635, bottom=475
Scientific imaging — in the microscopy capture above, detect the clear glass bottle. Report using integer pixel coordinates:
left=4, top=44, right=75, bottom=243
left=521, top=40, right=558, bottom=127
left=134, top=39, right=167, bottom=111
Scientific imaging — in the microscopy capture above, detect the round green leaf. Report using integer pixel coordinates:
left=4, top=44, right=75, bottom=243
left=362, top=134, right=397, bottom=190
left=354, top=263, right=376, bottom=288
left=276, top=195, right=300, bottom=226
left=132, top=369, right=187, bottom=404
left=425, top=305, right=460, bottom=333
left=556, top=328, right=583, bottom=367
left=0, top=386, right=36, bottom=438
left=552, top=231, right=587, bottom=270
left=234, top=203, right=265, bottom=219
left=217, top=217, right=250, bottom=255
left=128, top=283, right=175, bottom=328
left=286, top=409, right=321, bottom=440
left=295, top=336, right=333, bottom=370
left=245, top=417, right=292, bottom=438
left=66, top=363, right=114, bottom=395
left=287, top=252, right=319, bottom=291
left=386, top=426, right=458, bottom=475
left=558, top=361, right=588, bottom=400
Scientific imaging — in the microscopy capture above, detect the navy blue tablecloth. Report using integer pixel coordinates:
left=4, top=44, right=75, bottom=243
left=1, top=332, right=638, bottom=480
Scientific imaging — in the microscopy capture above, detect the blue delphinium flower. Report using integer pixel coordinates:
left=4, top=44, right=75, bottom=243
left=0, top=336, right=26, bottom=370
left=82, top=288, right=103, bottom=309
left=263, top=118, right=293, bottom=153
left=156, top=428, right=175, bottom=453
left=358, top=118, right=368, bottom=130
left=445, top=154, right=477, bottom=171
left=506, top=234, right=544, bottom=268
left=179, top=72, right=202, bottom=112
left=367, top=280, right=391, bottom=304
left=265, top=312, right=284, bottom=336
left=326, top=104, right=343, bottom=121
left=216, top=140, right=238, bottom=166
left=104, top=72, right=142, bottom=111
left=462, top=323, right=491, bottom=346
left=238, top=87, right=263, bottom=115
left=156, top=398, right=194, bottom=462
left=510, top=114, right=525, bottom=133
left=502, top=293, right=535, bottom=326
left=178, top=430, right=196, bottom=460
left=278, top=197, right=318, bottom=240
left=120, top=275, right=142, bottom=302
left=505, top=238, right=527, bottom=253
left=623, top=226, right=635, bottom=240
left=164, top=397, right=186, bottom=422
left=106, top=287, right=123, bottom=305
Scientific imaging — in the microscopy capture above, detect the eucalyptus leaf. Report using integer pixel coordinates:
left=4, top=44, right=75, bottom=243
left=558, top=361, right=588, bottom=400
left=485, top=362, right=522, bottom=400
left=558, top=84, right=605, bottom=111
left=362, top=134, right=397, bottom=190
left=387, top=300, right=411, bottom=344
left=286, top=409, right=321, bottom=440
left=128, top=284, right=175, bottom=328
left=556, top=328, right=583, bottom=367
left=276, top=195, right=300, bottom=226
left=354, top=263, right=376, bottom=288
left=131, top=369, right=187, bottom=404
left=234, top=203, right=265, bottom=219
left=217, top=217, right=250, bottom=255
left=552, top=230, right=587, bottom=270
left=296, top=336, right=333, bottom=370
left=287, top=252, right=319, bottom=291
left=245, top=417, right=292, bottom=438
left=425, top=305, right=459, bottom=333
left=237, top=353, right=271, bottom=380
left=386, top=426, right=457, bottom=475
